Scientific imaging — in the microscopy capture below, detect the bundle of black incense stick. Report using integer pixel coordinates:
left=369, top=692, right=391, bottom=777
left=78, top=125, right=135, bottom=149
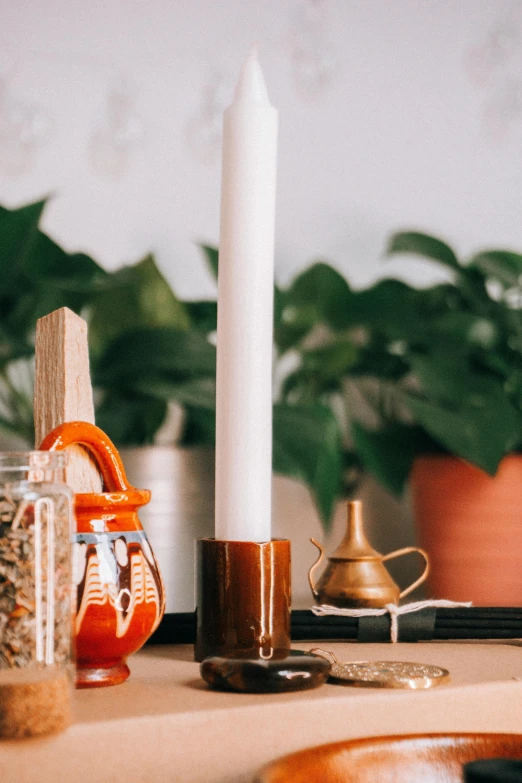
left=148, top=607, right=522, bottom=645
left=149, top=612, right=196, bottom=644
left=291, top=608, right=522, bottom=641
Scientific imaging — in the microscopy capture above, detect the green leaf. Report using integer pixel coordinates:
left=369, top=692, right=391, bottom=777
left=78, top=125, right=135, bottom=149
left=406, top=353, right=522, bottom=460
left=94, top=327, right=216, bottom=386
left=95, top=391, right=167, bottom=446
left=201, top=245, right=219, bottom=279
left=88, top=255, right=191, bottom=356
left=0, top=327, right=34, bottom=369
left=184, top=301, right=217, bottom=332
left=287, top=262, right=353, bottom=329
left=468, top=250, right=522, bottom=288
left=0, top=200, right=46, bottom=293
left=7, top=231, right=109, bottom=328
left=24, top=232, right=106, bottom=289
left=282, top=339, right=359, bottom=401
left=275, top=304, right=318, bottom=354
left=427, top=312, right=498, bottom=350
left=387, top=231, right=460, bottom=271
left=349, top=279, right=425, bottom=341
left=399, top=393, right=519, bottom=474
left=180, top=406, right=215, bottom=446
left=303, top=340, right=358, bottom=377
left=0, top=412, right=31, bottom=440
left=411, top=283, right=462, bottom=315
left=276, top=262, right=353, bottom=352
left=408, top=354, right=519, bottom=426
left=273, top=403, right=343, bottom=528
left=133, top=377, right=216, bottom=410
left=350, top=344, right=409, bottom=381
left=351, top=421, right=417, bottom=495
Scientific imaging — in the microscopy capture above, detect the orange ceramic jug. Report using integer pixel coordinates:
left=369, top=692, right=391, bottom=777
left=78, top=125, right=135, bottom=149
left=40, top=421, right=165, bottom=688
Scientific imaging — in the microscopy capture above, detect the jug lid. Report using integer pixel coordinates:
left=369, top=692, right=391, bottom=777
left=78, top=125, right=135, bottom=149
left=330, top=500, right=382, bottom=560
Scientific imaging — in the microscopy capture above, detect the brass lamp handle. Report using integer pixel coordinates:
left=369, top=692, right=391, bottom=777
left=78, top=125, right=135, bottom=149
left=308, top=538, right=325, bottom=601
left=382, top=547, right=430, bottom=600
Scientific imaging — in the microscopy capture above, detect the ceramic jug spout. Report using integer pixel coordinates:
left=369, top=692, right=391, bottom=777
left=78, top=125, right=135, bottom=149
left=308, top=538, right=325, bottom=601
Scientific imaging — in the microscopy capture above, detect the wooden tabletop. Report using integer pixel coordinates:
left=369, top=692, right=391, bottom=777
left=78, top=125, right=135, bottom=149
left=1, top=641, right=522, bottom=783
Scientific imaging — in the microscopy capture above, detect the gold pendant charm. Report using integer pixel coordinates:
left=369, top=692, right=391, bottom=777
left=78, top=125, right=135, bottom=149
left=310, top=649, right=450, bottom=689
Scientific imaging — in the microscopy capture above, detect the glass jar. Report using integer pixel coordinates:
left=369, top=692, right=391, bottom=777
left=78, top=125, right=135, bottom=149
left=0, top=452, right=73, bottom=671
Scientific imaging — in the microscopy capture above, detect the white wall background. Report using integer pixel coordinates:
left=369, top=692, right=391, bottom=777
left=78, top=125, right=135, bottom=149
left=1, top=0, right=521, bottom=299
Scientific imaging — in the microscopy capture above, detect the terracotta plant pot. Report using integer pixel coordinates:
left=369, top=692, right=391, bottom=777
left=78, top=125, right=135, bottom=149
left=40, top=422, right=165, bottom=687
left=410, top=454, right=522, bottom=605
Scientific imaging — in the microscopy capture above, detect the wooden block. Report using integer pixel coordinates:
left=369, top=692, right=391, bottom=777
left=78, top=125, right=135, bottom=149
left=34, top=308, right=103, bottom=493
left=0, top=668, right=71, bottom=739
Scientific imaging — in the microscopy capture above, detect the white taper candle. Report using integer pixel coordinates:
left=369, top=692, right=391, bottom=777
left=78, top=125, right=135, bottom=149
left=215, top=46, right=278, bottom=542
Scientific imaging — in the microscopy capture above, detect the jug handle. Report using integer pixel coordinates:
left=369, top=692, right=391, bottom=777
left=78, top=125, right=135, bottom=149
left=382, top=547, right=430, bottom=600
left=308, top=538, right=325, bottom=601
left=39, top=420, right=134, bottom=493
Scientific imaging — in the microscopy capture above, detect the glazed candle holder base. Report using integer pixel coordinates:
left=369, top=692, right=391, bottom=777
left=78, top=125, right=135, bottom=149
left=195, top=538, right=291, bottom=662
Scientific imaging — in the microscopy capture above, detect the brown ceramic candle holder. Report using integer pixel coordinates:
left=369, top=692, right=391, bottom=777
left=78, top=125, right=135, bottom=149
left=195, top=538, right=291, bottom=662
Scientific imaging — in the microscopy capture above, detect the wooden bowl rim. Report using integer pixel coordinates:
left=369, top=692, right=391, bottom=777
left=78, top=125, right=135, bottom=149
left=257, top=732, right=522, bottom=782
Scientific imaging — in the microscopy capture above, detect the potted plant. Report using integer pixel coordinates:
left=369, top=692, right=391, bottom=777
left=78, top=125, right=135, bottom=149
left=281, top=232, right=522, bottom=605
left=0, top=199, right=348, bottom=610
left=10, top=198, right=516, bottom=604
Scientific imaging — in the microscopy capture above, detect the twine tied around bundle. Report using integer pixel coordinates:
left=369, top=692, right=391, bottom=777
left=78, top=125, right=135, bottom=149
left=312, top=600, right=472, bottom=643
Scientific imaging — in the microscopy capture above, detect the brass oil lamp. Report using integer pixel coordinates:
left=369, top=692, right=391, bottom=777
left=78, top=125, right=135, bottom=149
left=308, top=500, right=430, bottom=608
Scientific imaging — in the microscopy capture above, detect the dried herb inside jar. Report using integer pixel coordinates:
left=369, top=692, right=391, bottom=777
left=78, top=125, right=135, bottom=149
left=0, top=495, right=71, bottom=669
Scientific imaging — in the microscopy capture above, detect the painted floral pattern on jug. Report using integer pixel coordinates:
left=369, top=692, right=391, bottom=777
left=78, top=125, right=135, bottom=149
left=74, top=531, right=164, bottom=639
